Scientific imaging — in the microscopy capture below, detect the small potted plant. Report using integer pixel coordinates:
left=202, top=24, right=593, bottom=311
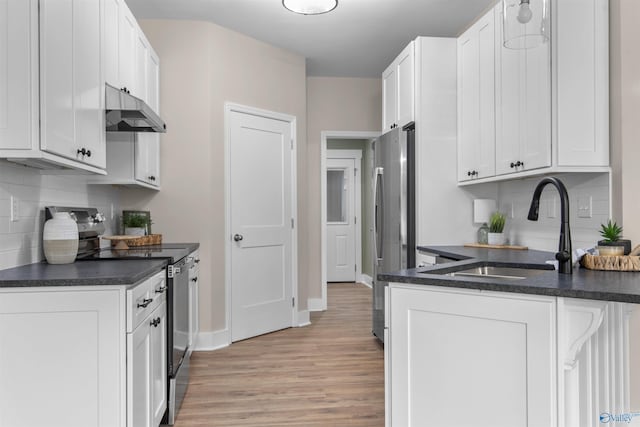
left=597, top=220, right=631, bottom=255
left=123, top=214, right=150, bottom=236
left=488, top=212, right=506, bottom=245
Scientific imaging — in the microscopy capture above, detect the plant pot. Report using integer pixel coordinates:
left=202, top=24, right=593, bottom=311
left=597, top=239, right=631, bottom=255
left=487, top=232, right=506, bottom=246
left=125, top=227, right=146, bottom=236
left=43, top=212, right=79, bottom=264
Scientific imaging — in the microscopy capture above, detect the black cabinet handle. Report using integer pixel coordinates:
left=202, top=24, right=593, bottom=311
left=77, top=148, right=92, bottom=158
left=510, top=162, right=516, bottom=168
left=191, top=277, right=198, bottom=283
left=516, top=161, right=523, bottom=167
left=137, top=298, right=153, bottom=308
left=155, top=286, right=166, bottom=294
left=150, top=317, right=161, bottom=327
left=194, top=259, right=200, bottom=264
left=467, top=171, right=472, bottom=177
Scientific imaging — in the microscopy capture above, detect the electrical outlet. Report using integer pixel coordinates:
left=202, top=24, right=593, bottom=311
left=577, top=196, right=593, bottom=218
left=10, top=196, right=18, bottom=222
left=547, top=197, right=557, bottom=218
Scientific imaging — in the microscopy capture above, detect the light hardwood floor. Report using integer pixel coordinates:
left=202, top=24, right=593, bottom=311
left=175, top=283, right=384, bottom=426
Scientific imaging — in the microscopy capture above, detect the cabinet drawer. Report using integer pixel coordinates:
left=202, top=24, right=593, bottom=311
left=127, top=269, right=166, bottom=332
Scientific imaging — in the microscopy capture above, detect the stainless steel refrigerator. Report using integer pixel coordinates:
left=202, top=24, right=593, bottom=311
left=372, top=123, right=415, bottom=342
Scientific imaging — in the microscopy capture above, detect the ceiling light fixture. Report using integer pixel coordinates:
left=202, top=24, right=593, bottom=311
left=282, top=0, right=338, bottom=15
left=503, top=0, right=549, bottom=49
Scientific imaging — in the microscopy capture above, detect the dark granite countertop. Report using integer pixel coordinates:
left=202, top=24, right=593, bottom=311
left=0, top=259, right=169, bottom=288
left=379, top=246, right=640, bottom=303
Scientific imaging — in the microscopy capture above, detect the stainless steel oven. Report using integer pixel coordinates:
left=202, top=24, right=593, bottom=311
left=166, top=255, right=193, bottom=425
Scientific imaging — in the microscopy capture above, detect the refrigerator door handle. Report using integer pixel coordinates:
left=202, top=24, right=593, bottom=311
left=374, top=167, right=384, bottom=264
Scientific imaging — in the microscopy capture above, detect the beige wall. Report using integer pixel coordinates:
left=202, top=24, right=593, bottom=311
left=610, top=0, right=640, bottom=244
left=610, top=0, right=640, bottom=406
left=120, top=19, right=307, bottom=333
left=306, top=77, right=382, bottom=299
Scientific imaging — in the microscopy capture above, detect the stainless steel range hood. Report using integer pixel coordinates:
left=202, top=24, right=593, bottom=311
left=105, top=83, right=167, bottom=133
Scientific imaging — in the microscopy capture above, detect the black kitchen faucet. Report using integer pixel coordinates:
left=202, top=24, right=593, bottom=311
left=527, top=177, right=573, bottom=274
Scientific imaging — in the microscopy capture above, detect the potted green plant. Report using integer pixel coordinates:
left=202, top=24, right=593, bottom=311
left=123, top=214, right=150, bottom=236
left=597, top=220, right=631, bottom=255
left=487, top=212, right=506, bottom=245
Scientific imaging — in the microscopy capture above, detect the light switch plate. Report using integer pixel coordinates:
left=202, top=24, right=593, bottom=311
left=577, top=196, right=593, bottom=218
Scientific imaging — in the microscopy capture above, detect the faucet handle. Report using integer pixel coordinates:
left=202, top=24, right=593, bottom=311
left=555, top=251, right=571, bottom=263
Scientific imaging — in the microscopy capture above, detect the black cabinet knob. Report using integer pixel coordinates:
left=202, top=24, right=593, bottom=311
left=233, top=234, right=243, bottom=242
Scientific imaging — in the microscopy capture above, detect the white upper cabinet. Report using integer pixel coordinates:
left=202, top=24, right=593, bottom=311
left=0, top=0, right=38, bottom=152
left=0, top=0, right=108, bottom=173
left=457, top=0, right=609, bottom=185
left=494, top=4, right=551, bottom=176
left=40, top=0, right=106, bottom=170
left=554, top=0, right=609, bottom=166
left=91, top=0, right=162, bottom=190
left=457, top=10, right=496, bottom=181
left=382, top=41, right=415, bottom=132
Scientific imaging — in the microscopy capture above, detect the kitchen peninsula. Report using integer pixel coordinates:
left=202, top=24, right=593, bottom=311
left=381, top=246, right=640, bottom=427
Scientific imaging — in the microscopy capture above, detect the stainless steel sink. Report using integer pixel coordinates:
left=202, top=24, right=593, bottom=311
left=444, top=266, right=550, bottom=280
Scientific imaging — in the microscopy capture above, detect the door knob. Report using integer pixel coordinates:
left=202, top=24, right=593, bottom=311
left=233, top=234, right=243, bottom=242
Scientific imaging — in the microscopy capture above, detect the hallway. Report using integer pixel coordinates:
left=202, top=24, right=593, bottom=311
left=175, top=283, right=385, bottom=426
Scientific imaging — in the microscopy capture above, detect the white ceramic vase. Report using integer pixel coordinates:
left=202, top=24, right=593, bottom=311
left=43, top=212, right=79, bottom=264
left=125, top=227, right=146, bottom=236
left=487, top=232, right=506, bottom=246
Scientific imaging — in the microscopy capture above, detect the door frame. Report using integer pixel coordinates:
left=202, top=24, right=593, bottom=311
left=326, top=150, right=362, bottom=283
left=224, top=103, right=299, bottom=343
left=317, top=131, right=380, bottom=312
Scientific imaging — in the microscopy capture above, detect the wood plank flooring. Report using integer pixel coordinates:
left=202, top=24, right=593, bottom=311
left=175, top=283, right=384, bottom=426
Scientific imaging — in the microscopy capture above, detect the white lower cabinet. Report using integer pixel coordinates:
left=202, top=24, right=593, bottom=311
left=387, top=284, right=556, bottom=427
left=128, top=299, right=167, bottom=427
left=0, top=288, right=124, bottom=427
left=0, top=269, right=167, bottom=427
left=387, top=283, right=638, bottom=427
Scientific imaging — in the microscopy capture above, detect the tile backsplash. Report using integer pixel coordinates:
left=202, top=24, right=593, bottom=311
left=497, top=173, right=610, bottom=252
left=0, top=160, right=121, bottom=270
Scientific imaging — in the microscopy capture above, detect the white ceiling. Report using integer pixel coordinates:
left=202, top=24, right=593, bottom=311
left=125, top=0, right=495, bottom=78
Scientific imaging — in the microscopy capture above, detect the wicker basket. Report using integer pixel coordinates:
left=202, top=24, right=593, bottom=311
left=580, top=254, right=640, bottom=271
left=126, top=234, right=162, bottom=247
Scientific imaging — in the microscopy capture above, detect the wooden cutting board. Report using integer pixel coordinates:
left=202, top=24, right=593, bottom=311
left=464, top=243, right=528, bottom=250
left=102, top=235, right=143, bottom=250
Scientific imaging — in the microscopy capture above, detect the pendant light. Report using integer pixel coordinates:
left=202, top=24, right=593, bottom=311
left=282, top=0, right=338, bottom=15
left=503, top=0, right=549, bottom=49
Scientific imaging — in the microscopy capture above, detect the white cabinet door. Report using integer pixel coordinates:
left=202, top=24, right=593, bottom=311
left=103, top=0, right=121, bottom=88
left=396, top=42, right=415, bottom=128
left=119, top=2, right=137, bottom=94
left=150, top=301, right=167, bottom=427
left=128, top=309, right=153, bottom=427
left=495, top=5, right=551, bottom=176
left=0, top=289, right=124, bottom=427
left=39, top=0, right=106, bottom=169
left=382, top=63, right=397, bottom=132
left=389, top=285, right=556, bottom=427
left=457, top=11, right=495, bottom=182
left=134, top=31, right=150, bottom=102
left=555, top=0, right=609, bottom=166
left=0, top=0, right=38, bottom=151
left=382, top=41, right=415, bottom=132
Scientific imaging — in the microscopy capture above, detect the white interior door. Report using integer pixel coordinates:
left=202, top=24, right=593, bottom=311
left=229, top=109, right=294, bottom=342
left=326, top=157, right=356, bottom=282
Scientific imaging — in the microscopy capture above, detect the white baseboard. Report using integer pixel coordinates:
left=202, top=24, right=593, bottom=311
left=194, top=329, right=230, bottom=351
left=358, top=274, right=373, bottom=288
left=308, top=297, right=326, bottom=312
left=297, top=309, right=311, bottom=327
